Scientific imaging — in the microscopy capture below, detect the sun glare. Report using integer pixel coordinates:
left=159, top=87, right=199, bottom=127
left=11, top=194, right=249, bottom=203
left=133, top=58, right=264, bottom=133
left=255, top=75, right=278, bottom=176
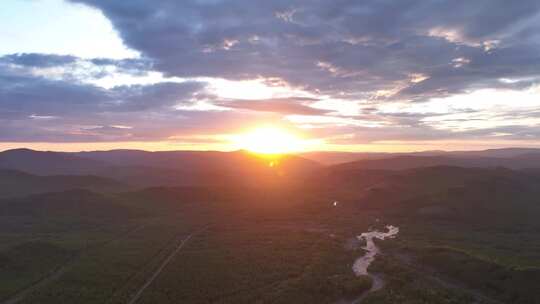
left=232, top=127, right=307, bottom=154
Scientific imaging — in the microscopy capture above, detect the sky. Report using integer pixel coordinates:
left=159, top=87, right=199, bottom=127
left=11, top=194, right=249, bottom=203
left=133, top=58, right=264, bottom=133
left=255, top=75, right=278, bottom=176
left=1, top=0, right=540, bottom=152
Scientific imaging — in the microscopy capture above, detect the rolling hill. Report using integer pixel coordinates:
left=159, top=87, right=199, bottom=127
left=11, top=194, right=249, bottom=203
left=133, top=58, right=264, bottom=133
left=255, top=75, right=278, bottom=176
left=0, top=169, right=126, bottom=198
left=0, top=149, right=322, bottom=188
left=302, top=148, right=540, bottom=165
left=330, top=154, right=540, bottom=171
left=0, top=148, right=110, bottom=175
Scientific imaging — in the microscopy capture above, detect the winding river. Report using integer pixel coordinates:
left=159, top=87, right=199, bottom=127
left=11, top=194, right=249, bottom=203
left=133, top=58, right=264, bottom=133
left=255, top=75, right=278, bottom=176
left=352, top=225, right=399, bottom=292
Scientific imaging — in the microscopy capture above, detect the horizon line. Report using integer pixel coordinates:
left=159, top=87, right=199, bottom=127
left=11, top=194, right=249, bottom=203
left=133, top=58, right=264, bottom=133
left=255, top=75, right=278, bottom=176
left=2, top=146, right=540, bottom=155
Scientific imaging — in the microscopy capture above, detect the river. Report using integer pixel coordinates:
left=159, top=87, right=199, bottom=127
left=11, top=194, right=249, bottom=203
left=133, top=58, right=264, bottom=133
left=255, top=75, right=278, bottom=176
left=352, top=225, right=399, bottom=294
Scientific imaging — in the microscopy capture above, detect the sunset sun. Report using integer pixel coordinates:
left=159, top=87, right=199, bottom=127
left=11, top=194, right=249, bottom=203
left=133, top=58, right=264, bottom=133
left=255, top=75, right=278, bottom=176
left=232, top=127, right=307, bottom=154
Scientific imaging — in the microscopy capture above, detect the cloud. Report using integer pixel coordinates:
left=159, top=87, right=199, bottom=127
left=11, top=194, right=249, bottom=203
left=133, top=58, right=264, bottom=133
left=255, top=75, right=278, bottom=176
left=1, top=53, right=78, bottom=68
left=2, top=1, right=540, bottom=147
left=69, top=0, right=540, bottom=100
left=217, top=97, right=329, bottom=115
left=0, top=53, right=155, bottom=84
left=0, top=70, right=204, bottom=117
left=108, top=81, right=206, bottom=111
left=0, top=63, right=213, bottom=141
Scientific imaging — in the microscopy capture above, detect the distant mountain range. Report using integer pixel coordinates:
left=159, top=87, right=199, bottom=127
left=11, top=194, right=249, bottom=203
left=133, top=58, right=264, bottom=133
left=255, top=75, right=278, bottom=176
left=1, top=148, right=539, bottom=195
left=302, top=147, right=540, bottom=165
left=0, top=148, right=540, bottom=186
left=330, top=154, right=540, bottom=171
left=0, top=148, right=321, bottom=188
left=0, top=148, right=109, bottom=175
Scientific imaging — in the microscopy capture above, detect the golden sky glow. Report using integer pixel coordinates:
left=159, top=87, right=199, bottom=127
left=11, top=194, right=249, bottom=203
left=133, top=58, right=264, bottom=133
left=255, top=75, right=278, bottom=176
left=3, top=138, right=540, bottom=153
left=230, top=126, right=320, bottom=154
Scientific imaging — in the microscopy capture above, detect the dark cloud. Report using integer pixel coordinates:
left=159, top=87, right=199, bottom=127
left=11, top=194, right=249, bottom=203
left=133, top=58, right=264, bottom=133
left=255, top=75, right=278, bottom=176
left=108, top=82, right=205, bottom=111
left=0, top=65, right=212, bottom=141
left=69, top=0, right=540, bottom=99
left=0, top=72, right=109, bottom=119
left=2, top=1, right=540, bottom=145
left=0, top=70, right=203, bottom=117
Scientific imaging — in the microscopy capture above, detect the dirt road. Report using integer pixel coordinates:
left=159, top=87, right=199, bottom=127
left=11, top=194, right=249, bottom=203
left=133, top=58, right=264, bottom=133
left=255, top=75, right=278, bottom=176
left=126, top=226, right=208, bottom=304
